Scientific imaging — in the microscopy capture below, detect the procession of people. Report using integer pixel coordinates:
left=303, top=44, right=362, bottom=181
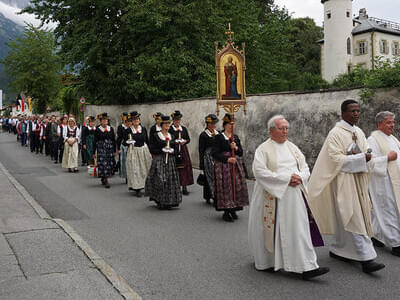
left=3, top=98, right=400, bottom=281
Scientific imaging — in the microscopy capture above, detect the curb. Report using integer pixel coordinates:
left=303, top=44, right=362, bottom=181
left=0, top=161, right=142, bottom=300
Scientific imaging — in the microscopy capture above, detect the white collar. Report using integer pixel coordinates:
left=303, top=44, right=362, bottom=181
left=131, top=125, right=142, bottom=134
left=99, top=125, right=111, bottom=132
left=205, top=129, right=219, bottom=137
left=339, top=120, right=355, bottom=133
left=122, top=124, right=128, bottom=129
left=87, top=126, right=95, bottom=130
left=68, top=126, right=76, bottom=131
left=156, top=124, right=162, bottom=132
left=172, top=124, right=183, bottom=131
left=157, top=131, right=171, bottom=141
left=222, top=132, right=231, bottom=140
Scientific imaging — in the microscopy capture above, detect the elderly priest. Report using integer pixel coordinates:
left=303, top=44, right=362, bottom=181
left=248, top=115, right=328, bottom=280
left=367, top=111, right=400, bottom=256
left=308, top=100, right=385, bottom=273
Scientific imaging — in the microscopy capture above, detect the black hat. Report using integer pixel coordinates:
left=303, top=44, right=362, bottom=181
left=222, top=113, right=233, bottom=126
left=129, top=111, right=141, bottom=120
left=205, top=114, right=219, bottom=124
left=160, top=115, right=171, bottom=124
left=120, top=112, right=129, bottom=121
left=171, top=110, right=183, bottom=120
left=88, top=116, right=95, bottom=122
left=153, top=112, right=162, bottom=121
left=97, top=112, right=108, bottom=120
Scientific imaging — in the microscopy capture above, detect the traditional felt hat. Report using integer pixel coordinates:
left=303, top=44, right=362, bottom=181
left=205, top=114, right=219, bottom=124
left=129, top=111, right=141, bottom=120
left=97, top=112, right=108, bottom=120
left=171, top=110, right=183, bottom=120
left=153, top=112, right=162, bottom=121
left=88, top=116, right=95, bottom=122
left=160, top=115, right=171, bottom=125
left=222, top=113, right=233, bottom=126
left=120, top=112, right=129, bottom=121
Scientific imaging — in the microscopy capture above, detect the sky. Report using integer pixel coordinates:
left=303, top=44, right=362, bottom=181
left=274, top=0, right=399, bottom=26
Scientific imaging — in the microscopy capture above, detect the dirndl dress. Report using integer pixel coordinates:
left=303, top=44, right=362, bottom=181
left=145, top=154, right=182, bottom=208
left=126, top=144, right=152, bottom=189
left=97, top=139, right=115, bottom=177
left=177, top=144, right=194, bottom=186
left=119, top=144, right=128, bottom=179
left=203, top=147, right=215, bottom=200
left=214, top=152, right=249, bottom=211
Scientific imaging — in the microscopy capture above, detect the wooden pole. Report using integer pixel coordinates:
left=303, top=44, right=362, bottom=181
left=231, top=110, right=236, bottom=204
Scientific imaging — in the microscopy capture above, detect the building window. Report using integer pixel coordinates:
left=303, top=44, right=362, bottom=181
left=357, top=41, right=367, bottom=55
left=347, top=38, right=351, bottom=54
left=380, top=39, right=389, bottom=54
left=347, top=64, right=352, bottom=73
left=327, top=11, right=331, bottom=19
left=346, top=11, right=351, bottom=18
left=393, top=42, right=400, bottom=56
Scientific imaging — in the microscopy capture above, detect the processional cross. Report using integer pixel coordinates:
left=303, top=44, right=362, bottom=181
left=225, top=23, right=234, bottom=43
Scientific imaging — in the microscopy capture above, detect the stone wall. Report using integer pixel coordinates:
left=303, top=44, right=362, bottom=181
left=85, top=87, right=400, bottom=177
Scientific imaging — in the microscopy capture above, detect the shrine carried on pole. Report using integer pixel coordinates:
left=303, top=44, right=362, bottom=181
left=215, top=23, right=246, bottom=116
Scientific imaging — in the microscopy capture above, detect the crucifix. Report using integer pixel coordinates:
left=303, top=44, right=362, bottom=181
left=225, top=23, right=234, bottom=43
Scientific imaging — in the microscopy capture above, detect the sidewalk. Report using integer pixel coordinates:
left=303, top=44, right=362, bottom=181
left=0, top=163, right=125, bottom=299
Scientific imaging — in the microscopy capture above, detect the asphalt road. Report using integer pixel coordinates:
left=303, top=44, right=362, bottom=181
left=1, top=132, right=400, bottom=299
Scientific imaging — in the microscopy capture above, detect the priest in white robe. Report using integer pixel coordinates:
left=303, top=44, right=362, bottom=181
left=248, top=115, right=329, bottom=280
left=308, top=100, right=385, bottom=273
left=367, top=111, right=400, bottom=256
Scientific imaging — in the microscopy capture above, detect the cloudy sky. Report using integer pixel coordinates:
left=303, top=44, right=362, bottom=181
left=275, top=0, right=399, bottom=25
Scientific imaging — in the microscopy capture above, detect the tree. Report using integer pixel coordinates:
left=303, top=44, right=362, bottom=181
left=1, top=24, right=62, bottom=113
left=23, top=0, right=326, bottom=104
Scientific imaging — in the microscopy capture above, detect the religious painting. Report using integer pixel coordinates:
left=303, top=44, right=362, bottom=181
left=220, top=54, right=242, bottom=100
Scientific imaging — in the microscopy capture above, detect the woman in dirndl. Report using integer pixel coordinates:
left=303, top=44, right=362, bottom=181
left=212, top=113, right=248, bottom=222
left=198, top=114, right=219, bottom=204
left=81, top=116, right=96, bottom=166
left=117, top=112, right=131, bottom=183
left=125, top=111, right=152, bottom=197
left=93, top=113, right=116, bottom=188
left=61, top=118, right=81, bottom=173
left=169, top=110, right=194, bottom=195
left=149, top=112, right=163, bottom=147
left=145, top=115, right=182, bottom=209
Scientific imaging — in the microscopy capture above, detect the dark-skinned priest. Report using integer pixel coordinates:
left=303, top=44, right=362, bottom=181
left=308, top=99, right=385, bottom=273
left=248, top=115, right=328, bottom=280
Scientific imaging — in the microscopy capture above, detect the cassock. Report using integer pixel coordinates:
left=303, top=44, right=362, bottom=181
left=248, top=139, right=323, bottom=272
left=308, top=120, right=376, bottom=261
left=368, top=130, right=400, bottom=247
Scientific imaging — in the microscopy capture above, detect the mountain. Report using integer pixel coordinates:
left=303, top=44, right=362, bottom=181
left=0, top=12, right=23, bottom=103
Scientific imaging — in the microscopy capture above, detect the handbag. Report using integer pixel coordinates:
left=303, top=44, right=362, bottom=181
left=197, top=173, right=206, bottom=186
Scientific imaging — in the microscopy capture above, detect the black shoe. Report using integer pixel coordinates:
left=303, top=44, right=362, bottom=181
left=371, top=237, right=385, bottom=248
left=302, top=267, right=330, bottom=280
left=101, top=178, right=106, bottom=185
left=222, top=212, right=234, bottom=222
left=391, top=246, right=400, bottom=257
left=105, top=184, right=110, bottom=189
left=128, top=187, right=134, bottom=191
left=361, top=260, right=385, bottom=273
left=205, top=198, right=211, bottom=204
left=182, top=186, right=189, bottom=195
left=68, top=168, right=72, bottom=173
left=54, top=160, right=58, bottom=164
left=73, top=168, right=79, bottom=173
left=135, top=190, right=142, bottom=197
left=329, top=252, right=353, bottom=262
left=230, top=211, right=238, bottom=220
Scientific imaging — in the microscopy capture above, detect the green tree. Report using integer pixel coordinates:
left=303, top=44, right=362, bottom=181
left=1, top=24, right=62, bottom=113
left=23, top=0, right=326, bottom=103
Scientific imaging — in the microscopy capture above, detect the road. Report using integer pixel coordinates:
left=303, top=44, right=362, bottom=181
left=0, top=132, right=399, bottom=299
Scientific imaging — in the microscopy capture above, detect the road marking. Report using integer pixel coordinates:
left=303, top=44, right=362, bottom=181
left=0, top=161, right=142, bottom=300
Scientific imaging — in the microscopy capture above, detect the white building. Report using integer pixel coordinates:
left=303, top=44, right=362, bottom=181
left=320, top=0, right=400, bottom=82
